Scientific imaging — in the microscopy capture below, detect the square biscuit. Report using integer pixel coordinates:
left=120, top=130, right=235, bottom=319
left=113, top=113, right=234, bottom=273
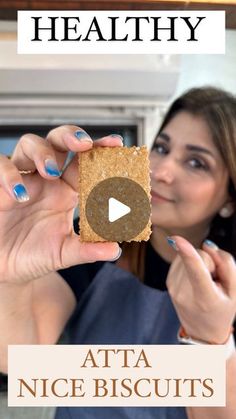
left=78, top=146, right=151, bottom=242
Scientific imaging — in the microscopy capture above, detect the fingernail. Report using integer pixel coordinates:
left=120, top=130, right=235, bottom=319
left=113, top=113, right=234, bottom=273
left=203, top=240, right=218, bottom=250
left=166, top=237, right=179, bottom=251
left=44, top=159, right=61, bottom=177
left=74, top=131, right=92, bottom=142
left=110, top=134, right=123, bottom=142
left=108, top=247, right=122, bottom=262
left=13, top=184, right=30, bottom=202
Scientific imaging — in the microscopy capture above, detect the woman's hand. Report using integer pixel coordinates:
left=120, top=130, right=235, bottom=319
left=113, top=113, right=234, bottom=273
left=0, top=125, right=122, bottom=284
left=166, top=236, right=236, bottom=344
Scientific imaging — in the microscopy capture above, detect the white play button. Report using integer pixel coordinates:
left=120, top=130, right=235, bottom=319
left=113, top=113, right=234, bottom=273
left=108, top=197, right=131, bottom=222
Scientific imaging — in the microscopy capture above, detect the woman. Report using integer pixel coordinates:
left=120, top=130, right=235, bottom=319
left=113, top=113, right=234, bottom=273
left=0, top=86, right=235, bottom=419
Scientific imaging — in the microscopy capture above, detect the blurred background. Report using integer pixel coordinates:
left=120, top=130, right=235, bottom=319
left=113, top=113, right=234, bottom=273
left=0, top=2, right=236, bottom=155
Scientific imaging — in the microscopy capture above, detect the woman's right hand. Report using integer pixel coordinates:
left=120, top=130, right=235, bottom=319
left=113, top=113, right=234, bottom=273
left=0, top=125, right=122, bottom=284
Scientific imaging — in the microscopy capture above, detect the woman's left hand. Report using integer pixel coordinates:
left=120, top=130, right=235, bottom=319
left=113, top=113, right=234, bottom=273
left=166, top=237, right=236, bottom=344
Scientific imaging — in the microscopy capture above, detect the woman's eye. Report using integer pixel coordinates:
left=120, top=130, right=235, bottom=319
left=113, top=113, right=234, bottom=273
left=153, top=143, right=168, bottom=155
left=188, top=158, right=208, bottom=171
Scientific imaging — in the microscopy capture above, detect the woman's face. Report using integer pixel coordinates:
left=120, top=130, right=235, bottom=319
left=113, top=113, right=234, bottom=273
left=149, top=111, right=230, bottom=233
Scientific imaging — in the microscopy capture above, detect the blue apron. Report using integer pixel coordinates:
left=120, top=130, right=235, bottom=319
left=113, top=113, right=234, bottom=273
left=55, top=262, right=187, bottom=419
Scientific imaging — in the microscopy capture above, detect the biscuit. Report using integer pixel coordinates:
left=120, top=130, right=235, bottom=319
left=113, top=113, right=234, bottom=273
left=78, top=146, right=151, bottom=242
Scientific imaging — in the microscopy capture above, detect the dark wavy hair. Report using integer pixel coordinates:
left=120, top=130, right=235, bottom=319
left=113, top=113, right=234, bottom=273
left=122, top=86, right=236, bottom=280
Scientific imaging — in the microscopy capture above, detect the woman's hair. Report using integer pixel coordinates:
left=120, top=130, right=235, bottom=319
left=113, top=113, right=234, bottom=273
left=122, top=86, right=236, bottom=280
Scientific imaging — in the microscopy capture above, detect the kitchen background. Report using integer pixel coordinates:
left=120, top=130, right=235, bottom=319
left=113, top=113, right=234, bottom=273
left=0, top=17, right=236, bottom=155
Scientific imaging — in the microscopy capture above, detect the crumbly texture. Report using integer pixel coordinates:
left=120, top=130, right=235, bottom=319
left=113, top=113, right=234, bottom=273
left=78, top=146, right=152, bottom=242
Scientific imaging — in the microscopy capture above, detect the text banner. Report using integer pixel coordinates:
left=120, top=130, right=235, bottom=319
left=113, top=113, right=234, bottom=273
left=8, top=344, right=225, bottom=406
left=17, top=11, right=225, bottom=54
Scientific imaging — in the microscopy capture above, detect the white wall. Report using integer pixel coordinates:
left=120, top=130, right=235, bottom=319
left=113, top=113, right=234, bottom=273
left=175, top=29, right=236, bottom=96
left=145, top=29, right=236, bottom=146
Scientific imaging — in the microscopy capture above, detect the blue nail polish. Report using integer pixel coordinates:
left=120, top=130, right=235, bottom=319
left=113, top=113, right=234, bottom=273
left=166, top=237, right=179, bottom=251
left=110, top=134, right=123, bottom=141
left=74, top=131, right=92, bottom=142
left=108, top=247, right=122, bottom=262
left=44, top=159, right=61, bottom=177
left=13, top=184, right=29, bottom=202
left=203, top=240, right=218, bottom=249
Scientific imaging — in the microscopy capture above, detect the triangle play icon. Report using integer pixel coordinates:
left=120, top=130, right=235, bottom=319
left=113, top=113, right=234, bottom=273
left=108, top=197, right=131, bottom=222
